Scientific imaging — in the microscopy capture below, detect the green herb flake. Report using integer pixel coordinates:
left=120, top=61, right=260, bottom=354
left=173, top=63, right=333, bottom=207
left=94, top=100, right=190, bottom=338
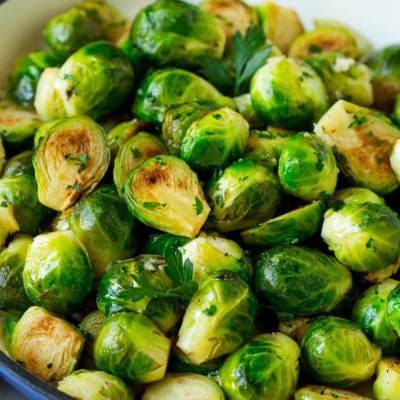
left=203, top=304, right=217, bottom=316
left=0, top=201, right=8, bottom=207
left=131, top=147, right=142, bottom=159
left=309, top=44, right=322, bottom=53
left=143, top=202, right=167, bottom=209
left=376, top=156, right=383, bottom=165
left=194, top=196, right=203, bottom=215
left=348, top=114, right=368, bottom=129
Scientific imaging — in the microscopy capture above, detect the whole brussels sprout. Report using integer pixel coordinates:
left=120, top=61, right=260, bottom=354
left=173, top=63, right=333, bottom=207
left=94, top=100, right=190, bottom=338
left=177, top=271, right=258, bottom=364
left=301, top=315, right=381, bottom=387
left=255, top=245, right=352, bottom=317
left=278, top=132, right=338, bottom=201
left=54, top=184, right=138, bottom=280
left=123, top=155, right=210, bottom=238
left=0, top=235, right=32, bottom=314
left=97, top=255, right=182, bottom=333
left=178, top=233, right=253, bottom=285
left=250, top=56, right=329, bottom=130
left=23, top=230, right=94, bottom=315
left=93, top=312, right=171, bottom=384
left=142, top=372, right=226, bottom=400
left=373, top=357, right=400, bottom=400
left=132, top=68, right=235, bottom=125
left=321, top=202, right=400, bottom=273
left=314, top=99, right=400, bottom=195
left=130, top=0, right=226, bottom=70
left=58, top=369, right=134, bottom=400
left=113, top=132, right=167, bottom=196
left=1, top=150, right=34, bottom=178
left=33, top=115, right=110, bottom=211
left=351, top=278, right=400, bottom=354
left=219, top=332, right=300, bottom=400
left=294, top=385, right=371, bottom=400
left=10, top=306, right=85, bottom=383
left=181, top=107, right=249, bottom=174
left=206, top=158, right=281, bottom=232
left=329, top=187, right=385, bottom=208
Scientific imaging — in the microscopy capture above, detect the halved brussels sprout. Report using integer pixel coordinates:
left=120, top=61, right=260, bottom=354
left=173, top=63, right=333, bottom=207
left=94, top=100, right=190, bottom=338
left=278, top=132, right=338, bottom=201
left=373, top=357, right=400, bottom=400
left=321, top=202, right=400, bottom=273
left=54, top=184, right=138, bottom=280
left=256, top=1, right=304, bottom=54
left=10, top=306, right=85, bottom=383
left=177, top=271, right=258, bottom=364
left=250, top=56, right=329, bottom=130
left=2, top=150, right=34, bottom=178
left=7, top=50, right=61, bottom=109
left=123, top=155, right=210, bottom=238
left=142, top=372, right=225, bottom=400
left=130, top=0, right=226, bottom=69
left=255, top=245, right=352, bottom=317
left=58, top=369, right=134, bottom=400
left=329, top=187, right=385, bottom=208
left=0, top=234, right=32, bottom=314
left=241, top=201, right=324, bottom=248
left=178, top=233, right=253, bottom=285
left=93, top=312, right=171, bottom=384
left=304, top=52, right=373, bottom=106
left=351, top=278, right=400, bottom=354
left=33, top=115, right=110, bottom=211
left=132, top=68, right=236, bottom=125
left=219, top=332, right=300, bottom=400
left=23, top=230, right=94, bottom=315
left=288, top=27, right=358, bottom=59
left=294, top=385, right=371, bottom=400
left=0, top=100, right=42, bottom=151
left=314, top=99, right=400, bottom=195
left=301, top=315, right=381, bottom=387
left=113, top=132, right=167, bottom=196
left=206, top=158, right=281, bottom=232
left=97, top=255, right=182, bottom=333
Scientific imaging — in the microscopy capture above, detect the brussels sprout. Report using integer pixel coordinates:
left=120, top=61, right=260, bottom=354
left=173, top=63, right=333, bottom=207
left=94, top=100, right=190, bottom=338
left=244, top=129, right=293, bottom=168
left=219, top=332, right=300, bottom=400
left=142, top=372, right=225, bottom=400
left=178, top=233, right=252, bottom=285
left=321, top=202, right=400, bottom=273
left=206, top=158, right=281, bottom=232
left=301, top=315, right=381, bottom=387
left=366, top=44, right=400, bottom=112
left=0, top=100, right=42, bottom=151
left=351, top=278, right=400, bottom=354
left=10, top=306, right=85, bottom=383
left=130, top=0, right=226, bottom=70
left=97, top=255, right=182, bottom=333
left=0, top=174, right=53, bottom=235
left=0, top=203, right=19, bottom=248
left=278, top=132, right=338, bottom=201
left=2, top=150, right=34, bottom=178
left=314, top=99, right=400, bottom=195
left=106, top=118, right=152, bottom=162
left=256, top=1, right=304, bottom=54
left=55, top=184, right=138, bottom=279
left=241, top=201, right=324, bottom=248
left=58, top=369, right=134, bottom=400
left=23, top=230, right=94, bottom=315
left=304, top=52, right=373, bottom=106
left=132, top=68, right=236, bottom=125
left=161, top=103, right=210, bottom=155
left=250, top=56, right=329, bottom=130
left=7, top=50, right=61, bottom=109
left=43, top=41, right=134, bottom=120
left=33, top=115, right=110, bottom=211
left=294, top=385, right=371, bottom=400
left=123, top=155, right=210, bottom=238
left=288, top=27, right=358, bottom=59
left=181, top=106, right=249, bottom=174
left=373, top=357, right=400, bottom=400
left=177, top=271, right=258, bottom=364
left=0, top=234, right=32, bottom=314
left=255, top=245, right=352, bottom=317
left=233, top=93, right=264, bottom=128
left=386, top=281, right=400, bottom=337
left=329, top=187, right=385, bottom=208
left=113, top=132, right=167, bottom=196
left=93, top=312, right=171, bottom=383
left=0, top=311, right=16, bottom=356
left=142, top=233, right=190, bottom=257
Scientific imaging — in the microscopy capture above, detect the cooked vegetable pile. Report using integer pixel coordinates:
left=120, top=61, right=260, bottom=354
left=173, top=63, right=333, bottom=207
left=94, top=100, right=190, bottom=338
left=1, top=0, right=400, bottom=399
